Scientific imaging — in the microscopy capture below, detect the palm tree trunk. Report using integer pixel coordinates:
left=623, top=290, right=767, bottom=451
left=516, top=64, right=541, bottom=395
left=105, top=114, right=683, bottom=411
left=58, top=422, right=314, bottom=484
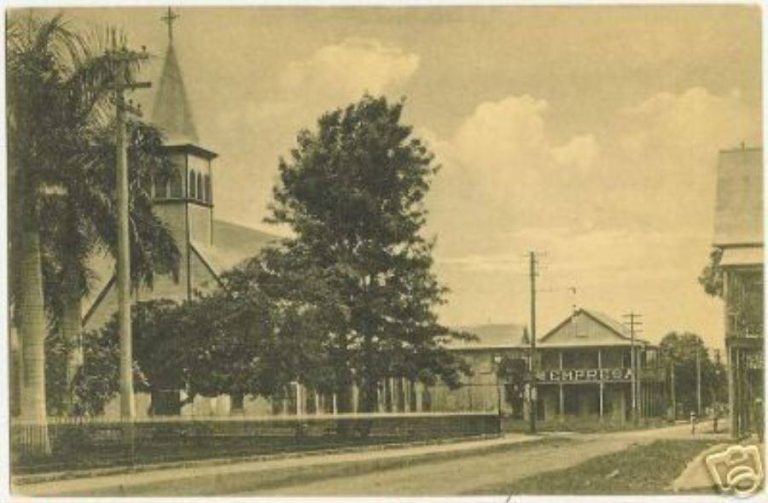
left=61, top=294, right=83, bottom=414
left=10, top=324, right=22, bottom=417
left=17, top=227, right=51, bottom=455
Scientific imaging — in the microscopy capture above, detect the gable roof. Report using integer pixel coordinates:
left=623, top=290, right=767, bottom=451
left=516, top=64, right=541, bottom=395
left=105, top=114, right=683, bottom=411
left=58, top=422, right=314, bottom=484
left=713, top=147, right=763, bottom=248
left=82, top=220, right=279, bottom=326
left=152, top=44, right=199, bottom=145
left=446, top=323, right=528, bottom=350
left=539, top=308, right=650, bottom=347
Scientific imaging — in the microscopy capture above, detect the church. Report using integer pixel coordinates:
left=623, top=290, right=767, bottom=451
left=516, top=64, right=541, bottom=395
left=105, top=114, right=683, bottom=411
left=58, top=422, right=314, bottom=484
left=83, top=12, right=276, bottom=417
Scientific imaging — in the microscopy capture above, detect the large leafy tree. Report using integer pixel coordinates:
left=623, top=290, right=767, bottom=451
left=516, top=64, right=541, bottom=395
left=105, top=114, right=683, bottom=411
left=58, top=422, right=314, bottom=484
left=660, top=332, right=727, bottom=415
left=265, top=95, right=471, bottom=413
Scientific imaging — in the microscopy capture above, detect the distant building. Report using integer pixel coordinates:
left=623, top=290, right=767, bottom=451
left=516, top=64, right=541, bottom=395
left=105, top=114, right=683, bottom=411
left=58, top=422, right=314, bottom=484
left=436, top=308, right=668, bottom=426
left=712, top=146, right=763, bottom=438
left=432, top=324, right=529, bottom=415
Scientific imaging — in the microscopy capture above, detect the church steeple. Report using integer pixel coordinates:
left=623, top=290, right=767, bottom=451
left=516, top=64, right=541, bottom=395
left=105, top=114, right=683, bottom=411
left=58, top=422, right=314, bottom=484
left=152, top=7, right=199, bottom=145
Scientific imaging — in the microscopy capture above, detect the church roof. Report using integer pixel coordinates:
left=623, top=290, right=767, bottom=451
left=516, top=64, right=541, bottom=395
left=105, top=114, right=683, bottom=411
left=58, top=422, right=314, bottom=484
left=713, top=147, right=763, bottom=248
left=152, top=44, right=199, bottom=145
left=192, top=220, right=279, bottom=275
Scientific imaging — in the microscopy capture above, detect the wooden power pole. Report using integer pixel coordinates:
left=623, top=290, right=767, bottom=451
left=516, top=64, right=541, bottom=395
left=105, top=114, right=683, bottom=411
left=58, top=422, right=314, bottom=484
left=108, top=43, right=150, bottom=420
left=623, top=312, right=642, bottom=424
left=696, top=347, right=702, bottom=417
left=529, top=251, right=538, bottom=434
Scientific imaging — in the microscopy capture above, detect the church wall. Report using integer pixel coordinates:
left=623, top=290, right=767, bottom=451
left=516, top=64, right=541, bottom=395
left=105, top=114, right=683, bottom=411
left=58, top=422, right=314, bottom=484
left=189, top=247, right=220, bottom=295
left=189, top=204, right=212, bottom=245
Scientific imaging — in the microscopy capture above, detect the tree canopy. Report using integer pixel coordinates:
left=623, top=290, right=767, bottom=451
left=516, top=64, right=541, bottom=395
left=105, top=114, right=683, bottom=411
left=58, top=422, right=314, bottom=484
left=659, top=331, right=726, bottom=415
left=265, top=95, right=471, bottom=412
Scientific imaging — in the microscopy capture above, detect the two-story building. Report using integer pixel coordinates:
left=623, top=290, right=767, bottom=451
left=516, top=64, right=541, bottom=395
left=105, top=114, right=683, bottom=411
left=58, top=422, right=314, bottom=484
left=433, top=308, right=667, bottom=426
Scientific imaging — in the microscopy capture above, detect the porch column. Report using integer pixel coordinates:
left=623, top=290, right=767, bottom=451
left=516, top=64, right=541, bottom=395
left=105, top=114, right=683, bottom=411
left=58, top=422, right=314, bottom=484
left=630, top=346, right=637, bottom=422
left=559, top=350, right=565, bottom=419
left=351, top=382, right=359, bottom=413
left=598, top=348, right=604, bottom=418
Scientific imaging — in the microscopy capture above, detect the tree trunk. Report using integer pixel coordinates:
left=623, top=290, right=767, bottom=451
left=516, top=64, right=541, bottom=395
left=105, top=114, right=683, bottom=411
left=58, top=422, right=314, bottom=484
left=384, top=377, right=393, bottom=412
left=230, top=392, right=245, bottom=415
left=10, top=325, right=22, bottom=417
left=358, top=377, right=379, bottom=413
left=61, top=294, right=83, bottom=415
left=17, top=228, right=51, bottom=455
left=150, top=389, right=182, bottom=416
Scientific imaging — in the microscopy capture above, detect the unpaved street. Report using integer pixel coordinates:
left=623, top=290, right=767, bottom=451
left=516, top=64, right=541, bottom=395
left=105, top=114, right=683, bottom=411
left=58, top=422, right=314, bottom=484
left=242, top=423, right=719, bottom=495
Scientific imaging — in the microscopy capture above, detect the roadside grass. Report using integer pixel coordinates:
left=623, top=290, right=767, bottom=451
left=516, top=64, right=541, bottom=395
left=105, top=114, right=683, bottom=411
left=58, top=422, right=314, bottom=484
left=502, top=416, right=673, bottom=434
left=488, top=439, right=718, bottom=495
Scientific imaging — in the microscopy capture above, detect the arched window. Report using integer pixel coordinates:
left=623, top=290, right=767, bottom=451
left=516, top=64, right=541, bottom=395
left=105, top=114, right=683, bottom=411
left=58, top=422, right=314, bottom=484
left=197, top=172, right=203, bottom=202
left=204, top=175, right=211, bottom=204
left=169, top=170, right=182, bottom=198
left=189, top=169, right=196, bottom=199
left=153, top=176, right=167, bottom=198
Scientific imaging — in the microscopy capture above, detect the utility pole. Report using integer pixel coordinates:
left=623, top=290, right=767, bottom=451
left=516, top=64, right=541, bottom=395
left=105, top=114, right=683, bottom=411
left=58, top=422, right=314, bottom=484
left=670, top=355, right=677, bottom=421
left=108, top=42, right=151, bottom=420
left=713, top=349, right=721, bottom=432
left=623, top=312, right=643, bottom=424
left=529, top=251, right=538, bottom=434
left=696, top=347, right=702, bottom=417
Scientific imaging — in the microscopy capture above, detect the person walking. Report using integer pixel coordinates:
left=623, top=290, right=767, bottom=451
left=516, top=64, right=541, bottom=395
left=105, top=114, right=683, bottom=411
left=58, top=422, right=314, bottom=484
left=690, top=411, right=698, bottom=435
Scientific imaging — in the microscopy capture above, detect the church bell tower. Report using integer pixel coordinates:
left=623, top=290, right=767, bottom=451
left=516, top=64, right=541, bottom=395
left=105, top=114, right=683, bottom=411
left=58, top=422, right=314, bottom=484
left=151, top=7, right=218, bottom=298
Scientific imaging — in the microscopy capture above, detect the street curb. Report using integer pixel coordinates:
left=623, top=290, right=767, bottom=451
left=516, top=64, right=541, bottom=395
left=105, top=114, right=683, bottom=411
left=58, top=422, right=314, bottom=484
left=15, top=434, right=556, bottom=497
left=13, top=432, right=504, bottom=486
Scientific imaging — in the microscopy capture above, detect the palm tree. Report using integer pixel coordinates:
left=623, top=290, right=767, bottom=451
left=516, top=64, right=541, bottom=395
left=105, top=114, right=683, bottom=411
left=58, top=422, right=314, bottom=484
left=8, top=13, right=81, bottom=455
left=8, top=12, right=170, bottom=450
left=41, top=119, right=180, bottom=414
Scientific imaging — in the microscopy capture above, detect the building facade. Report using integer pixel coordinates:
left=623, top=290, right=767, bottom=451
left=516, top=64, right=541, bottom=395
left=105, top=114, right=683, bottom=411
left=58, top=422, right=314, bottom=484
left=433, top=309, right=668, bottom=426
left=534, top=309, right=666, bottom=425
left=712, top=147, right=764, bottom=438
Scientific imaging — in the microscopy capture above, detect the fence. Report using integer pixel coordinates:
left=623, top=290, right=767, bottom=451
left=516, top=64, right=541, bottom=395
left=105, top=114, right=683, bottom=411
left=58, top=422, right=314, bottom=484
left=11, top=412, right=500, bottom=474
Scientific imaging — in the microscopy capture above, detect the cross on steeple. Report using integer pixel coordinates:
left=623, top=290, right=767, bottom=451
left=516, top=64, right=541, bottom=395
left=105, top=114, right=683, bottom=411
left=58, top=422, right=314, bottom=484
left=161, top=7, right=179, bottom=43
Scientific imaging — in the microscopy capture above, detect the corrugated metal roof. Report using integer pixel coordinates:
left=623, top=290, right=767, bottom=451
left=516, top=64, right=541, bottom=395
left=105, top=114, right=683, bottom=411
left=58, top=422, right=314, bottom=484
left=713, top=148, right=763, bottom=247
left=446, top=323, right=528, bottom=350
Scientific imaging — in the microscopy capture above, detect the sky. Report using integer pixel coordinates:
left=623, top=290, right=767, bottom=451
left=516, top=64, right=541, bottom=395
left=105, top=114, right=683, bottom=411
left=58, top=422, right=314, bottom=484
left=26, top=5, right=762, bottom=350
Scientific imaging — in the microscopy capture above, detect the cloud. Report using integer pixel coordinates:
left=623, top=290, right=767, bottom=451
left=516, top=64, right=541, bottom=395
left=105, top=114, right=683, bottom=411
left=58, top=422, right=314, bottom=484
left=425, top=94, right=603, bottom=253
left=211, top=38, right=420, bottom=232
left=426, top=87, right=754, bottom=346
left=619, top=87, right=757, bottom=155
left=552, top=135, right=600, bottom=172
left=279, top=38, right=419, bottom=107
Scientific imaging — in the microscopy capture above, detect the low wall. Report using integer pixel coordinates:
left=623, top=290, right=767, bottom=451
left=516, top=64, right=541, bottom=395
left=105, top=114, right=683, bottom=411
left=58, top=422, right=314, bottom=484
left=11, top=413, right=501, bottom=474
